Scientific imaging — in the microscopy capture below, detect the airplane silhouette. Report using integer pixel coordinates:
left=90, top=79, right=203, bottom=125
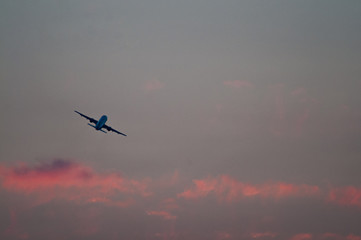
left=74, top=110, right=127, bottom=136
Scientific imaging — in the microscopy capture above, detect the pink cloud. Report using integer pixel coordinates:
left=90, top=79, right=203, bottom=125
left=327, top=186, right=361, bottom=208
left=178, top=178, right=217, bottom=200
left=0, top=159, right=152, bottom=206
left=224, top=80, right=253, bottom=88
left=178, top=175, right=361, bottom=213
left=178, top=175, right=320, bottom=202
left=319, top=233, right=361, bottom=240
left=146, top=210, right=177, bottom=220
left=144, top=80, right=165, bottom=91
left=346, top=234, right=361, bottom=240
left=3, top=161, right=361, bottom=239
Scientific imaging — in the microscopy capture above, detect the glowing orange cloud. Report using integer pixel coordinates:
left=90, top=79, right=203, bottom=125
left=178, top=175, right=320, bottom=202
left=0, top=159, right=152, bottom=206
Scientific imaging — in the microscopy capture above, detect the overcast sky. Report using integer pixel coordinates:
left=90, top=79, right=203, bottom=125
left=1, top=1, right=361, bottom=239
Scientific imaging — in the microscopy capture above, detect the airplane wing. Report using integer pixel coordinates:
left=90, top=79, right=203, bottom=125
left=74, top=110, right=98, bottom=124
left=103, top=124, right=127, bottom=136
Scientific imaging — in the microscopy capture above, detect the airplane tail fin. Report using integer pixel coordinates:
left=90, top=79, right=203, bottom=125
left=87, top=123, right=107, bottom=133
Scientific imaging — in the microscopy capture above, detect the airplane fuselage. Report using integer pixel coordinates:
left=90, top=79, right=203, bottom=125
left=95, top=115, right=108, bottom=130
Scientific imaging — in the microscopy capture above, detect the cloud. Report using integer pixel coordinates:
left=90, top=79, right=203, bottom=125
left=2, top=163, right=361, bottom=239
left=178, top=175, right=320, bottom=202
left=146, top=210, right=177, bottom=220
left=289, top=233, right=361, bottom=240
left=0, top=159, right=152, bottom=206
left=327, top=186, right=361, bottom=208
left=346, top=235, right=361, bottom=240
left=305, top=233, right=361, bottom=240
left=224, top=80, right=253, bottom=88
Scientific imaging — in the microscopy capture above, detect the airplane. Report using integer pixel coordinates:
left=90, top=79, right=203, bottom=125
left=74, top=110, right=127, bottom=136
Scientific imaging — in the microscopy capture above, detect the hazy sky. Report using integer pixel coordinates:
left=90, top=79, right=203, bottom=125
left=1, top=1, right=361, bottom=239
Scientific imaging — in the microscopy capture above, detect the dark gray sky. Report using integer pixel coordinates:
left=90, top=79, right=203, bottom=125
left=1, top=1, right=361, bottom=239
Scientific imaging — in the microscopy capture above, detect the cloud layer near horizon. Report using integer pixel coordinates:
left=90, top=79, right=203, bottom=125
left=0, top=159, right=151, bottom=206
left=1, top=159, right=361, bottom=239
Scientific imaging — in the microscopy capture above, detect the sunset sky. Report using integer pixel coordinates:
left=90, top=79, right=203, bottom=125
left=1, top=1, right=361, bottom=239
